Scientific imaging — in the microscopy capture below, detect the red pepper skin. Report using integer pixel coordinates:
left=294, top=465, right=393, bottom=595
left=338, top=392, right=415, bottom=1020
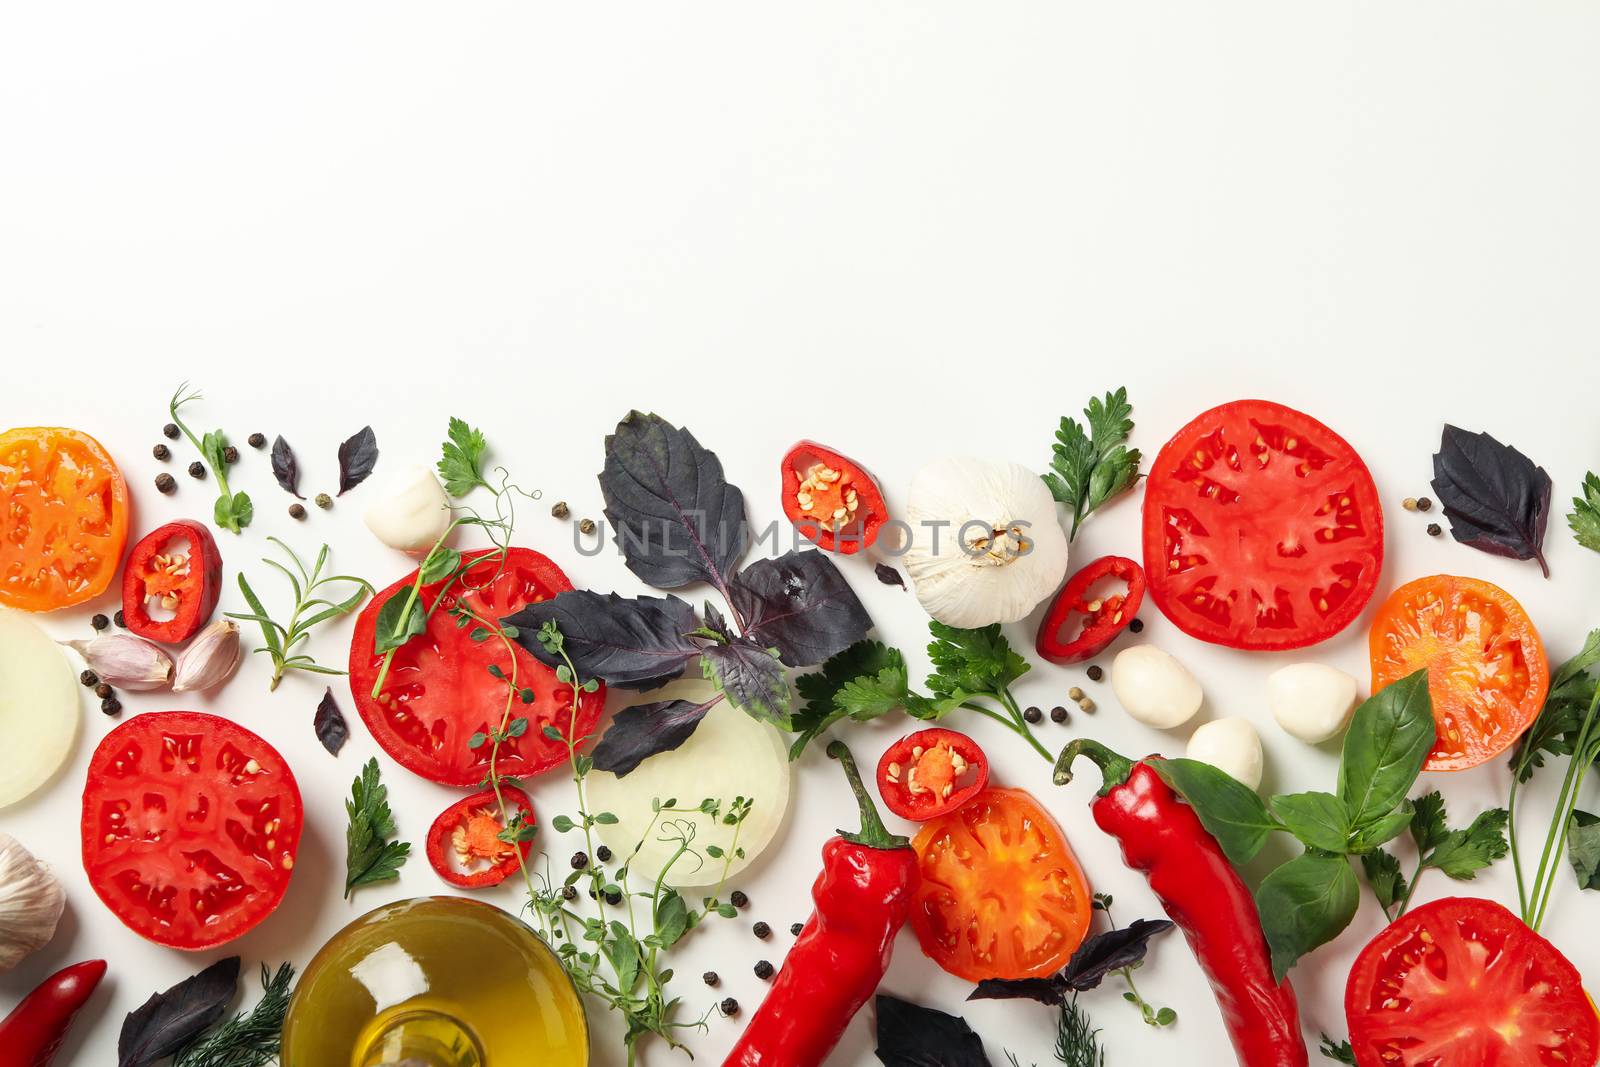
left=875, top=728, right=989, bottom=821
left=1036, top=555, right=1145, bottom=665
left=0, top=959, right=107, bottom=1067
left=1085, top=759, right=1307, bottom=1067
left=779, top=441, right=888, bottom=554
left=121, top=520, right=223, bottom=644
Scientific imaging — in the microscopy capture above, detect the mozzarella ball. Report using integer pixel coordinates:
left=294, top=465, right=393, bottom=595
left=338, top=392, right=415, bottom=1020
left=1110, top=645, right=1203, bottom=729
left=364, top=465, right=453, bottom=554
left=1268, top=663, right=1359, bottom=744
left=1187, top=717, right=1264, bottom=790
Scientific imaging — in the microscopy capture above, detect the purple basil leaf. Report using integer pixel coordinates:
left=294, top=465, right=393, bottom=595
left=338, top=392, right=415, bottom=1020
left=1058, top=918, right=1175, bottom=992
left=966, top=976, right=1067, bottom=1006
left=702, top=600, right=733, bottom=642
left=118, top=956, right=241, bottom=1067
left=701, top=638, right=791, bottom=725
left=599, top=412, right=747, bottom=592
left=270, top=435, right=304, bottom=499
left=337, top=425, right=379, bottom=495
left=315, top=687, right=349, bottom=756
left=504, top=589, right=702, bottom=689
left=1431, top=424, right=1552, bottom=577
left=874, top=994, right=992, bottom=1067
left=874, top=563, right=906, bottom=590
left=730, top=549, right=873, bottom=667
left=590, top=695, right=724, bottom=777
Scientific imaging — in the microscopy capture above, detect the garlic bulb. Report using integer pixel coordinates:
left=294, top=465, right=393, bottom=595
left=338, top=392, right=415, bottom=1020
left=172, top=618, right=242, bottom=692
left=364, top=465, right=453, bottom=554
left=62, top=633, right=174, bottom=690
left=901, top=457, right=1069, bottom=628
left=0, top=833, right=65, bottom=971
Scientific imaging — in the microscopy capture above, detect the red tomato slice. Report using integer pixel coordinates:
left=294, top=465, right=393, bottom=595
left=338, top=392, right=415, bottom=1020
left=80, top=712, right=303, bottom=950
left=348, top=548, right=604, bottom=786
left=1346, top=897, right=1598, bottom=1067
left=121, top=520, right=223, bottom=644
left=1142, top=399, right=1384, bottom=650
left=909, top=787, right=1091, bottom=981
left=426, top=786, right=535, bottom=889
left=876, top=728, right=989, bottom=820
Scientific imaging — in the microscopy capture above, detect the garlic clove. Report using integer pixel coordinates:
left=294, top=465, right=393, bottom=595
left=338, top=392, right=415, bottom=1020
left=0, top=833, right=65, bottom=972
left=62, top=633, right=174, bottom=691
left=172, top=619, right=242, bottom=693
left=364, top=465, right=453, bottom=555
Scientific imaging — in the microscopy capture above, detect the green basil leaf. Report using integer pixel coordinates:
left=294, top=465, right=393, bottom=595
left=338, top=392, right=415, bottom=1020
left=1151, top=758, right=1279, bottom=866
left=1338, top=670, right=1434, bottom=830
left=373, top=589, right=427, bottom=654
left=1255, top=852, right=1359, bottom=982
left=418, top=546, right=463, bottom=585
left=1347, top=804, right=1414, bottom=854
left=1268, top=792, right=1351, bottom=853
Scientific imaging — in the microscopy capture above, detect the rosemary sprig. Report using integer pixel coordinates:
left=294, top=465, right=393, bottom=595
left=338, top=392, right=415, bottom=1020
left=226, top=538, right=372, bottom=691
left=169, top=382, right=253, bottom=534
left=171, top=962, right=295, bottom=1067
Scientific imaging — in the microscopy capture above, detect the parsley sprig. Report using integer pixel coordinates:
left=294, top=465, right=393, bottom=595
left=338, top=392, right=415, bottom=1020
left=1043, top=388, right=1142, bottom=541
left=169, top=382, right=253, bottom=533
left=344, top=758, right=411, bottom=897
left=1360, top=791, right=1509, bottom=920
left=1569, top=472, right=1600, bottom=554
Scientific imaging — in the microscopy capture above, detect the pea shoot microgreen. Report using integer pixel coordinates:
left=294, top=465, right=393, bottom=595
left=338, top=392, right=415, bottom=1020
left=169, top=382, right=253, bottom=533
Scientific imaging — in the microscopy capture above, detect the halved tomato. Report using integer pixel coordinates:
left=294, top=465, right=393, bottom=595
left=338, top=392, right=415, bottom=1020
left=1346, top=897, right=1598, bottom=1067
left=1369, top=575, right=1548, bottom=771
left=80, top=712, right=303, bottom=950
left=425, top=786, right=535, bottom=889
left=348, top=548, right=605, bottom=786
left=909, top=787, right=1091, bottom=981
left=1142, top=399, right=1384, bottom=650
left=0, top=426, right=130, bottom=611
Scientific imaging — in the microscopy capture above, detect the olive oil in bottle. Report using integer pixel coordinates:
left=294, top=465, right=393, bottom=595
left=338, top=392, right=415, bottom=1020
left=282, top=896, right=588, bottom=1067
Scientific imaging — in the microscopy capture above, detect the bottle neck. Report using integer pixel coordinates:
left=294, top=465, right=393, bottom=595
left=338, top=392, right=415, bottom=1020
left=360, top=1009, right=485, bottom=1067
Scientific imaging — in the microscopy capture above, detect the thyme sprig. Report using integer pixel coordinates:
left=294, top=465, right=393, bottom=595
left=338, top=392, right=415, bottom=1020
left=227, top=538, right=372, bottom=691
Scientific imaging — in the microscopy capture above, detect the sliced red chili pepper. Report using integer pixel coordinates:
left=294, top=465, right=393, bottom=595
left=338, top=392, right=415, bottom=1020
left=425, top=786, right=536, bottom=889
left=875, top=728, right=989, bottom=820
left=120, top=520, right=223, bottom=644
left=780, top=441, right=888, bottom=554
left=1036, top=555, right=1146, bottom=665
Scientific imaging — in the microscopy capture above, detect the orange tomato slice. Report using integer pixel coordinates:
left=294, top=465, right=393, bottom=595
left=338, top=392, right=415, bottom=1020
left=1369, top=574, right=1548, bottom=771
left=0, top=427, right=129, bottom=611
left=909, top=787, right=1091, bottom=982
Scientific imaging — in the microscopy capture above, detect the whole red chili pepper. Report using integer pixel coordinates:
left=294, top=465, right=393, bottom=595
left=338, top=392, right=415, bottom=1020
left=723, top=741, right=918, bottom=1067
left=1055, top=740, right=1308, bottom=1067
left=0, top=959, right=107, bottom=1067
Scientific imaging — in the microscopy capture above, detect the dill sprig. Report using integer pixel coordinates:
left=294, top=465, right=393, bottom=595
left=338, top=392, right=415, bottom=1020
left=1054, top=997, right=1105, bottom=1067
left=172, top=962, right=294, bottom=1067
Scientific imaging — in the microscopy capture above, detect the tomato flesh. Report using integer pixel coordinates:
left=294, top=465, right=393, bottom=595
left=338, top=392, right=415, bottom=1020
left=0, top=426, right=130, bottom=611
left=121, top=520, right=222, bottom=644
left=910, top=787, right=1091, bottom=981
left=780, top=441, right=887, bottom=554
left=1346, top=897, right=1598, bottom=1067
left=1036, top=555, right=1146, bottom=664
left=877, top=728, right=989, bottom=820
left=425, top=786, right=535, bottom=889
left=1369, top=575, right=1548, bottom=771
left=349, top=548, right=604, bottom=786
left=1142, top=399, right=1384, bottom=650
left=80, top=712, right=302, bottom=949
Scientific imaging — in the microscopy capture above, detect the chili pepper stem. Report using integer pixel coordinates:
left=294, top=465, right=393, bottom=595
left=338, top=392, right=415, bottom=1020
left=827, top=741, right=909, bottom=850
left=1052, top=738, right=1135, bottom=794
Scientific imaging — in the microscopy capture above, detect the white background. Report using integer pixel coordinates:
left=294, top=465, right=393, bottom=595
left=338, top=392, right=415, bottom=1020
left=4, top=4, right=1600, bottom=1065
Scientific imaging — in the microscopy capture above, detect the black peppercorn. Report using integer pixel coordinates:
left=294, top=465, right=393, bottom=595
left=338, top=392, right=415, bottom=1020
left=720, top=998, right=739, bottom=1017
left=1128, top=618, right=1144, bottom=634
left=790, top=922, right=804, bottom=936
left=1417, top=497, right=1433, bottom=512
left=288, top=503, right=306, bottom=520
left=703, top=971, right=720, bottom=987
left=1023, top=706, right=1042, bottom=724
left=754, top=960, right=774, bottom=980
left=551, top=501, right=570, bottom=520
left=91, top=614, right=109, bottom=631
left=1050, top=705, right=1069, bottom=724
left=596, top=845, right=613, bottom=863
left=604, top=889, right=622, bottom=906
left=162, top=422, right=180, bottom=440
left=80, top=669, right=99, bottom=687
left=1426, top=522, right=1442, bottom=537
left=561, top=885, right=578, bottom=901
left=152, top=443, right=170, bottom=461
left=223, top=445, right=239, bottom=465
left=570, top=851, right=589, bottom=870
left=579, top=518, right=597, bottom=535
left=95, top=683, right=113, bottom=700
left=315, top=492, right=332, bottom=510
left=1086, top=664, right=1104, bottom=681
left=753, top=921, right=771, bottom=939
left=100, top=697, right=122, bottom=716
left=113, top=609, right=125, bottom=628
left=730, top=890, right=749, bottom=909
left=155, top=473, right=177, bottom=495
left=248, top=432, right=267, bottom=449
left=188, top=461, right=206, bottom=479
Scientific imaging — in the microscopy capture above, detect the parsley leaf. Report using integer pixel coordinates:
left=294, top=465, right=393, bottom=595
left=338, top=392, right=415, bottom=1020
left=1359, top=849, right=1408, bottom=915
left=344, top=758, right=411, bottom=897
left=1319, top=1035, right=1358, bottom=1065
left=1512, top=630, right=1600, bottom=782
left=790, top=641, right=909, bottom=758
left=1363, top=791, right=1508, bottom=918
left=926, top=622, right=1029, bottom=699
left=1426, top=805, right=1510, bottom=879
left=1570, top=472, right=1600, bottom=554
left=438, top=416, right=490, bottom=497
left=1043, top=387, right=1143, bottom=539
